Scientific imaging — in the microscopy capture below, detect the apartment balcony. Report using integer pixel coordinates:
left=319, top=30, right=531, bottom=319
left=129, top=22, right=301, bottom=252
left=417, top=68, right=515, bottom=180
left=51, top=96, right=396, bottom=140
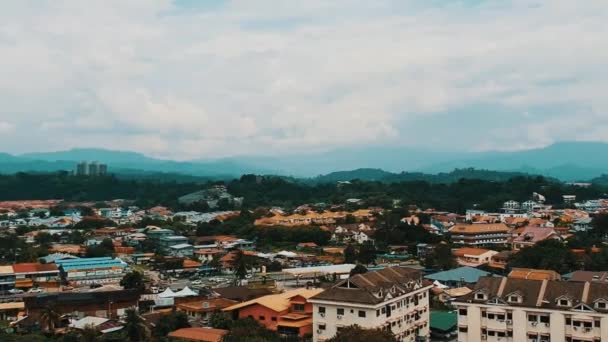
left=566, top=325, right=601, bottom=340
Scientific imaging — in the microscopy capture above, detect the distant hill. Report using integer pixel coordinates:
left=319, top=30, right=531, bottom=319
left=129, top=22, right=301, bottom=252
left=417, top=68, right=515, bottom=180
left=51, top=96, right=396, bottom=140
left=2, top=141, right=608, bottom=181
left=309, top=168, right=538, bottom=184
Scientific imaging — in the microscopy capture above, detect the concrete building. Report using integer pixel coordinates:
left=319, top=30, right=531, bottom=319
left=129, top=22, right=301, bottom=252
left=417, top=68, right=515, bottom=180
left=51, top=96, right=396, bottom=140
left=454, top=276, right=608, bottom=342
left=449, top=224, right=511, bottom=246
left=453, top=248, right=498, bottom=267
left=309, top=266, right=432, bottom=342
left=55, top=257, right=128, bottom=285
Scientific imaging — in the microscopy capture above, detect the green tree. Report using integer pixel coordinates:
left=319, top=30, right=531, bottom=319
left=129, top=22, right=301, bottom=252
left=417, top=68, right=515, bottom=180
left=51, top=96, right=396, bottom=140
left=350, top=264, right=368, bottom=276
left=233, top=250, right=250, bottom=284
left=344, top=244, right=357, bottom=264
left=120, top=271, right=145, bottom=292
left=123, top=308, right=150, bottom=342
left=209, top=311, right=232, bottom=330
left=35, top=231, right=53, bottom=248
left=591, top=214, right=608, bottom=239
left=326, top=325, right=398, bottom=342
left=357, top=241, right=377, bottom=265
left=425, top=244, right=457, bottom=271
left=508, top=239, right=579, bottom=273
left=153, top=311, right=191, bottom=338
left=81, top=324, right=101, bottom=342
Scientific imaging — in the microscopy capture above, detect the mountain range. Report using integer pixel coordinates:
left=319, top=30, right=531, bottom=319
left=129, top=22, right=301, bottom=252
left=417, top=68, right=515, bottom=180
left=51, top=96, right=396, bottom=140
left=1, top=141, right=607, bottom=181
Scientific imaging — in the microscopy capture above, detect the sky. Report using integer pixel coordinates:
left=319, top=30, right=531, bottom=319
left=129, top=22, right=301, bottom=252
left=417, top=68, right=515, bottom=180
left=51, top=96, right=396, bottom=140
left=0, top=0, right=606, bottom=160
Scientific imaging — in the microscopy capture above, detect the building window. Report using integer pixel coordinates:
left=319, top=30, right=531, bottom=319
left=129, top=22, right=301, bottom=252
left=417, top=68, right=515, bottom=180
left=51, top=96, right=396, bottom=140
left=459, top=308, right=467, bottom=316
left=293, top=304, right=305, bottom=312
left=566, top=317, right=572, bottom=325
left=596, top=301, right=607, bottom=309
left=528, top=314, right=537, bottom=322
left=458, top=326, right=468, bottom=333
left=507, top=313, right=513, bottom=320
left=318, top=307, right=326, bottom=314
left=539, top=315, right=549, bottom=324
left=271, top=317, right=277, bottom=321
left=559, top=299, right=570, bottom=306
left=376, top=309, right=380, bottom=317
left=337, top=308, right=345, bottom=316
left=318, top=324, right=326, bottom=330
left=358, top=311, right=366, bottom=318
left=595, top=320, right=601, bottom=328
left=259, top=316, right=265, bottom=321
left=475, top=293, right=485, bottom=300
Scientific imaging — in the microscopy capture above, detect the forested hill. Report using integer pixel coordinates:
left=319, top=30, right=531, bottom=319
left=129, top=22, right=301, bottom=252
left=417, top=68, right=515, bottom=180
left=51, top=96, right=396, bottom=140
left=309, top=168, right=539, bottom=184
left=0, top=172, right=605, bottom=214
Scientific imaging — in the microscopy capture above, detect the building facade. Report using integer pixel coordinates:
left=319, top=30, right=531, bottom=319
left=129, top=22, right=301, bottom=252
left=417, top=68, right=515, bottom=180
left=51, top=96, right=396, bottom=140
left=455, top=276, right=608, bottom=342
left=449, top=224, right=511, bottom=246
left=309, top=267, right=432, bottom=342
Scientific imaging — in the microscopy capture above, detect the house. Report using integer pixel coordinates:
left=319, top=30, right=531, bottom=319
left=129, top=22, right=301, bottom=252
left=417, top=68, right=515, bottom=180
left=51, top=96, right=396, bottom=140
left=448, top=224, right=511, bottom=246
left=452, top=247, right=498, bottom=267
left=309, top=266, right=432, bottom=342
left=430, top=311, right=457, bottom=342
left=159, top=236, right=190, bottom=253
left=69, top=316, right=124, bottom=335
left=572, top=217, right=593, bottom=232
left=566, top=271, right=608, bottom=283
left=223, top=288, right=323, bottom=337
left=169, top=243, right=194, bottom=257
left=454, top=276, right=608, bottom=342
left=425, top=267, right=495, bottom=288
left=168, top=328, right=228, bottom=342
left=176, top=298, right=237, bottom=322
left=511, top=226, right=561, bottom=251
left=211, top=286, right=275, bottom=303
left=488, top=251, right=513, bottom=270
left=194, top=249, right=223, bottom=263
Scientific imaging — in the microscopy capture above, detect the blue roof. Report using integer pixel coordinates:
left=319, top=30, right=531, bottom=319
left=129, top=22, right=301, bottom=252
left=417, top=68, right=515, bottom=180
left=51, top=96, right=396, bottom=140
left=425, top=266, right=495, bottom=283
left=39, top=253, right=79, bottom=264
left=56, top=257, right=127, bottom=271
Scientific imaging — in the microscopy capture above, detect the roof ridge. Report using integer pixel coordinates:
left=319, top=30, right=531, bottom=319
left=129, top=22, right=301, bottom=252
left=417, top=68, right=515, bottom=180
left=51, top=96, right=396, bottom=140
left=582, top=281, right=591, bottom=303
left=356, top=273, right=376, bottom=287
left=496, top=277, right=508, bottom=297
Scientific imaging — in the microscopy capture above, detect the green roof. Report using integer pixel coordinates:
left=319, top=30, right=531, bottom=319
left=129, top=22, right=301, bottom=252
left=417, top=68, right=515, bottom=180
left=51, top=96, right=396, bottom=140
left=425, top=266, right=494, bottom=283
left=430, top=311, right=457, bottom=332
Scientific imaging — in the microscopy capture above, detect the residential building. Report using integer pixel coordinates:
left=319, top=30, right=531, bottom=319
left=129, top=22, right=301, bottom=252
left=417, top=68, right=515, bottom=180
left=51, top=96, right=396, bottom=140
left=452, top=248, right=498, bottom=267
left=448, top=224, right=511, bottom=246
left=309, top=266, right=432, bottom=342
left=488, top=251, right=513, bottom=270
left=567, top=271, right=608, bottom=283
left=455, top=276, right=608, bottom=342
left=224, top=288, right=323, bottom=338
left=159, top=235, right=190, bottom=254
left=511, top=226, right=561, bottom=251
left=176, top=297, right=237, bottom=322
left=572, top=218, right=593, bottom=232
left=194, top=249, right=223, bottom=263
left=169, top=243, right=194, bottom=257
left=55, top=257, right=128, bottom=285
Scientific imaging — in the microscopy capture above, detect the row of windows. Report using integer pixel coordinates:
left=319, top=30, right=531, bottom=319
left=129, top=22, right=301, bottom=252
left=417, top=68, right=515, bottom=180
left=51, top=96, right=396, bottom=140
left=317, top=306, right=367, bottom=318
left=247, top=315, right=277, bottom=322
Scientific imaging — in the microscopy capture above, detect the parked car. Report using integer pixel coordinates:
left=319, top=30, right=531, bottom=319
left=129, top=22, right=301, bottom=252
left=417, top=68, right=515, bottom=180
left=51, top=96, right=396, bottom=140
left=28, top=288, right=44, bottom=293
left=8, top=289, right=24, bottom=294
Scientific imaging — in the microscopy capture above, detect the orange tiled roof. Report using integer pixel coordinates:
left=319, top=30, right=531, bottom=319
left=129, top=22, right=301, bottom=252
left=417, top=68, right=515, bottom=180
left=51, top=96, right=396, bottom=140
left=453, top=247, right=493, bottom=257
left=183, top=259, right=202, bottom=269
left=508, top=268, right=561, bottom=281
left=12, top=263, right=58, bottom=274
left=168, top=328, right=228, bottom=342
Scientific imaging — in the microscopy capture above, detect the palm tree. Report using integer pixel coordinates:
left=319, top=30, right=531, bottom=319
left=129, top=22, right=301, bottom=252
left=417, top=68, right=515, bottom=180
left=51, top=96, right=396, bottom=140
left=123, top=308, right=150, bottom=342
left=39, top=305, right=61, bottom=333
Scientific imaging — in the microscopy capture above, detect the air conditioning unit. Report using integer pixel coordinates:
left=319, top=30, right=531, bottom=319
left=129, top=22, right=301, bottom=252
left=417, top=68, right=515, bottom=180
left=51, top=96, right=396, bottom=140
left=506, top=320, right=512, bottom=325
left=481, top=335, right=487, bottom=340
left=320, top=313, right=325, bottom=318
left=585, top=327, right=592, bottom=333
left=317, top=329, right=322, bottom=334
left=337, top=315, right=343, bottom=320
left=532, top=322, right=538, bottom=326
left=545, top=323, right=550, bottom=327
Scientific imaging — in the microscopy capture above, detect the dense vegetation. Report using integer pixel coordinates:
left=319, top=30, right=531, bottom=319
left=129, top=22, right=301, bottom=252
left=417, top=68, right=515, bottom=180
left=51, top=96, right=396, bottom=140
left=0, top=172, right=605, bottom=213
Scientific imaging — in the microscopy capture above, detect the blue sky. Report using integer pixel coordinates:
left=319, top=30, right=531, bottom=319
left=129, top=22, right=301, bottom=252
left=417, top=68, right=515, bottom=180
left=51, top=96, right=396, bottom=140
left=0, top=0, right=606, bottom=160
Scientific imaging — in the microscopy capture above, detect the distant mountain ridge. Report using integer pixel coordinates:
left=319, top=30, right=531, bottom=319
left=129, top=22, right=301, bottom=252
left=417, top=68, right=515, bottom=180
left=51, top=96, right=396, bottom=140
left=2, top=142, right=608, bottom=181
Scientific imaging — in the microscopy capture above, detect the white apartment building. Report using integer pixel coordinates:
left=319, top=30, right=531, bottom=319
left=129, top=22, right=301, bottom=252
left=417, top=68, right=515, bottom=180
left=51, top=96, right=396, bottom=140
left=309, top=267, right=433, bottom=342
left=455, top=276, right=608, bottom=342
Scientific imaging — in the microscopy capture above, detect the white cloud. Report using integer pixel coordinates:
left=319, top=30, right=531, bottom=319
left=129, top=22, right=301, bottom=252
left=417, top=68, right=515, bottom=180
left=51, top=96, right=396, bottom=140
left=0, top=0, right=606, bottom=158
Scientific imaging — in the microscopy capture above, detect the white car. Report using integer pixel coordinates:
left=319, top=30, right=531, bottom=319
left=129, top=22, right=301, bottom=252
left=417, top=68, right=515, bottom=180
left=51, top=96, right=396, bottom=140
left=28, top=288, right=44, bottom=293
left=8, top=289, right=24, bottom=294
left=191, top=280, right=203, bottom=286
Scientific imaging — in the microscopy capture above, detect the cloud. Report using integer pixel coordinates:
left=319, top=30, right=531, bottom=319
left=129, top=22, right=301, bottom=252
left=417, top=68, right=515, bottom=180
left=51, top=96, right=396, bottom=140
left=0, top=0, right=606, bottom=159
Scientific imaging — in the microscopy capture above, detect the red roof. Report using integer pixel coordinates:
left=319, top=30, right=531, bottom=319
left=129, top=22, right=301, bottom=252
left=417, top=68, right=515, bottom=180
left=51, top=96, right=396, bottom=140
left=12, top=263, right=58, bottom=274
